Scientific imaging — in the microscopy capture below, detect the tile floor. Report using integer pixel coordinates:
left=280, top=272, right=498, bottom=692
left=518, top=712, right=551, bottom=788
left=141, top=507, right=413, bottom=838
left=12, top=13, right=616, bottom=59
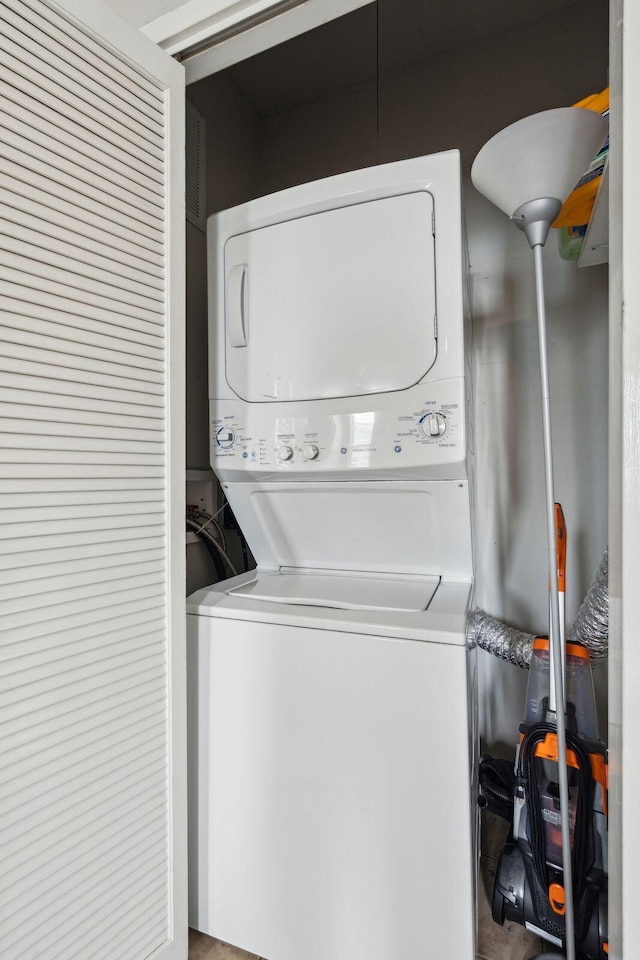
left=188, top=811, right=546, bottom=960
left=188, top=931, right=261, bottom=960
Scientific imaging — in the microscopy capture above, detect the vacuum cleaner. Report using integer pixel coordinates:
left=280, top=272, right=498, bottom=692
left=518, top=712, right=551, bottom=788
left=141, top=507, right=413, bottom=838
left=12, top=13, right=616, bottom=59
left=490, top=507, right=608, bottom=959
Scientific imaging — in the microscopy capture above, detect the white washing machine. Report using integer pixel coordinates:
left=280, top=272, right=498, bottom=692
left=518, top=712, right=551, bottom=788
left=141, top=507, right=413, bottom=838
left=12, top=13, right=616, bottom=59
left=187, top=151, right=478, bottom=960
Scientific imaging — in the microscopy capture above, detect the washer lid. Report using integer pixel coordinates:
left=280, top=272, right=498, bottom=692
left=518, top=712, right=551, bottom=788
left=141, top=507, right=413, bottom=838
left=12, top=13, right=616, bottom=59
left=226, top=570, right=439, bottom=613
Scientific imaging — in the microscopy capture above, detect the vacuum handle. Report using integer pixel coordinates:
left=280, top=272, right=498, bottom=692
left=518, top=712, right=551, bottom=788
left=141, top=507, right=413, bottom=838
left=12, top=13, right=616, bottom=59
left=549, top=502, right=567, bottom=716
left=555, top=502, right=567, bottom=594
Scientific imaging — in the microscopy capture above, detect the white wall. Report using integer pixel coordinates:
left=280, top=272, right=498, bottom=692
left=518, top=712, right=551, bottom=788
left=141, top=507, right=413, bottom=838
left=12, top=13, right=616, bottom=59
left=187, top=0, right=609, bottom=747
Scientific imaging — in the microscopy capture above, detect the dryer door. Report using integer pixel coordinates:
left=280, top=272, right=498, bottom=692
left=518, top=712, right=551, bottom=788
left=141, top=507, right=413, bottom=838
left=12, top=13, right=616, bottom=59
left=224, top=191, right=437, bottom=403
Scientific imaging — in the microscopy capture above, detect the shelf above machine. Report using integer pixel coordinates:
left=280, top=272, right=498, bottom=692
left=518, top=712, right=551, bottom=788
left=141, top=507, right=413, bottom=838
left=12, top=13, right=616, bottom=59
left=578, top=158, right=609, bottom=268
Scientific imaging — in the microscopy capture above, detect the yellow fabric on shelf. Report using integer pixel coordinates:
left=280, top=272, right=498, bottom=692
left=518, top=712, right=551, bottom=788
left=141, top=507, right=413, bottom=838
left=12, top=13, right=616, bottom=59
left=552, top=86, right=609, bottom=230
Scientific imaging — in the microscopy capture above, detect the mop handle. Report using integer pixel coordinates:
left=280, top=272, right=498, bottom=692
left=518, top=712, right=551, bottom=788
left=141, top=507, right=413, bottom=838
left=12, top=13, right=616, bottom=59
left=533, top=243, right=576, bottom=960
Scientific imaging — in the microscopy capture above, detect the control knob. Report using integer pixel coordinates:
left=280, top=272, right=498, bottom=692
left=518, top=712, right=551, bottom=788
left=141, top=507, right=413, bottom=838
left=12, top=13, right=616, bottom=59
left=420, top=412, right=447, bottom=439
left=277, top=445, right=294, bottom=461
left=216, top=427, right=236, bottom=449
left=303, top=444, right=319, bottom=460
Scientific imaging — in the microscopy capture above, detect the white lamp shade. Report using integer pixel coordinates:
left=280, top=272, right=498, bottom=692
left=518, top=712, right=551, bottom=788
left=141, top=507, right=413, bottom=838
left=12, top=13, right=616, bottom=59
left=471, top=107, right=608, bottom=217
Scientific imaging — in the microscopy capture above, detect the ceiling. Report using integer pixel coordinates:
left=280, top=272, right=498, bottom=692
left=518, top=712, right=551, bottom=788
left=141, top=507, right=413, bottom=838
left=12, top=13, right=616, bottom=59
left=226, top=0, right=584, bottom=118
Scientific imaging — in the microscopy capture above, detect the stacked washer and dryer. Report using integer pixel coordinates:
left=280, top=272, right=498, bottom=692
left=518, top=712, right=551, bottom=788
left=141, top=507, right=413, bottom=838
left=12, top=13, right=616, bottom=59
left=187, top=151, right=478, bottom=960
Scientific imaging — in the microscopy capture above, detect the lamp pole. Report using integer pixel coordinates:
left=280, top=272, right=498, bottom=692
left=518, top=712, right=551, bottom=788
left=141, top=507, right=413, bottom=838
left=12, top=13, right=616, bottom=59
left=511, top=199, right=576, bottom=960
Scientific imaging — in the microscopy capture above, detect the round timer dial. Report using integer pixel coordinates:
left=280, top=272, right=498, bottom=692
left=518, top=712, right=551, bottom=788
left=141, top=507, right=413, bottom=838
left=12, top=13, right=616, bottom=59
left=419, top=412, right=447, bottom=439
left=216, top=427, right=236, bottom=449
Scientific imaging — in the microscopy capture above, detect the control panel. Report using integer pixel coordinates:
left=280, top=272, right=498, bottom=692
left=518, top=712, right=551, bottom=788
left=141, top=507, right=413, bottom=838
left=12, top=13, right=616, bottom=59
left=211, top=377, right=466, bottom=481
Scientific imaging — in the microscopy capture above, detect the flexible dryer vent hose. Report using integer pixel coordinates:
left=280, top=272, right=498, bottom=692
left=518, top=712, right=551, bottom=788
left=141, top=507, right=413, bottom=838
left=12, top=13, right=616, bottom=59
left=473, top=549, right=609, bottom=667
left=472, top=610, right=534, bottom=668
left=567, top=549, right=609, bottom=660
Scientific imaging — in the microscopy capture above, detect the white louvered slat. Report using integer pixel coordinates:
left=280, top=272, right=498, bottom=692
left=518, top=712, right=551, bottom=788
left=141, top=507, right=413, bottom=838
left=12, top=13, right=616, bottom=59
left=0, top=158, right=164, bottom=258
left=0, top=793, right=167, bottom=896
left=0, top=522, right=165, bottom=556
left=22, top=848, right=169, bottom=960
left=5, top=842, right=169, bottom=952
left=0, top=347, right=163, bottom=394
left=0, top=548, right=165, bottom=588
left=0, top=653, right=167, bottom=742
left=0, top=402, right=164, bottom=431
left=3, top=844, right=168, bottom=951
left=0, top=203, right=165, bottom=282
left=0, top=486, right=165, bottom=506
left=0, top=1, right=186, bottom=958
left=0, top=536, right=165, bottom=573
left=7, top=852, right=170, bottom=960
left=0, top=419, right=165, bottom=445
left=0, top=476, right=165, bottom=493
left=0, top=280, right=165, bottom=340
left=2, top=189, right=164, bottom=276
left=0, top=126, right=162, bottom=235
left=0, top=5, right=164, bottom=144
left=0, top=26, right=165, bottom=166
left=0, top=468, right=162, bottom=485
left=1, top=215, right=165, bottom=292
left=1, top=661, right=166, bottom=737
left=0, top=582, right=166, bottom=636
left=1, top=685, right=166, bottom=770
left=2, top=625, right=166, bottom=687
left=4, top=758, right=167, bottom=852
left=0, top=61, right=164, bottom=185
left=0, top=107, right=163, bottom=221
left=0, top=356, right=164, bottom=397
left=4, top=743, right=166, bottom=833
left=0, top=49, right=164, bottom=176
left=0, top=323, right=164, bottom=370
left=0, top=610, right=166, bottom=666
left=0, top=233, right=164, bottom=309
left=0, top=558, right=166, bottom=605
left=0, top=506, right=168, bottom=542
left=2, top=722, right=166, bottom=811
left=10, top=0, right=165, bottom=107
left=0, top=252, right=164, bottom=317
left=0, top=384, right=165, bottom=418
left=2, top=722, right=166, bottom=815
left=68, top=892, right=169, bottom=960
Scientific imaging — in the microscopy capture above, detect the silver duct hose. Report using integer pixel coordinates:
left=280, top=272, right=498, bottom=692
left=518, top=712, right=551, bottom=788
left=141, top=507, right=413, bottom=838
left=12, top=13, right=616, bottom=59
left=472, top=549, right=609, bottom=667
left=472, top=610, right=534, bottom=668
left=567, top=549, right=609, bottom=661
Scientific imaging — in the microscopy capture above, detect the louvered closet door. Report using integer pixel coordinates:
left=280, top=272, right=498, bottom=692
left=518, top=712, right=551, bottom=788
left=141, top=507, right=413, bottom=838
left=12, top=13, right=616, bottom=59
left=0, top=2, right=186, bottom=959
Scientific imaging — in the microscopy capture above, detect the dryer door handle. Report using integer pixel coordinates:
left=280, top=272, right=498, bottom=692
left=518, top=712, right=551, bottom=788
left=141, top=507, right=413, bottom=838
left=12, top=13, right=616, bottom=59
left=228, top=264, right=248, bottom=347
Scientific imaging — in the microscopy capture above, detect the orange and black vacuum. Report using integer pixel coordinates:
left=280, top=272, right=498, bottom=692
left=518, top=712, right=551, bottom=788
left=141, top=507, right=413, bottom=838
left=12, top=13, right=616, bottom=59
left=490, top=506, right=608, bottom=958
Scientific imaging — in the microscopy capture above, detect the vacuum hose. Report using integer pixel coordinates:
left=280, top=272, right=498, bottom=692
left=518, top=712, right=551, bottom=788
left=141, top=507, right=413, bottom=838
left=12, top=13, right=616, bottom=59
left=472, top=549, right=609, bottom=667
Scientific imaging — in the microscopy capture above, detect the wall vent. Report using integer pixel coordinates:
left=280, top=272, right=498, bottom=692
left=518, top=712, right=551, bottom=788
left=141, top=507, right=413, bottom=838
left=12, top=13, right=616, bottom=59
left=186, top=99, right=206, bottom=230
